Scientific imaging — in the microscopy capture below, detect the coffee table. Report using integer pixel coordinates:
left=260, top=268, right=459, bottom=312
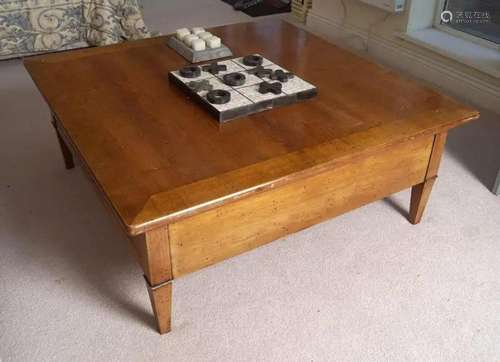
left=24, top=19, right=479, bottom=334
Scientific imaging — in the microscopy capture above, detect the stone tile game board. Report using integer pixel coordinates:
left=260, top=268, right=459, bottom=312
left=168, top=54, right=318, bottom=123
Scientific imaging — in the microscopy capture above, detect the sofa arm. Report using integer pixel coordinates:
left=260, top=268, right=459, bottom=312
left=0, top=0, right=150, bottom=60
left=84, top=0, right=150, bottom=47
left=0, top=0, right=87, bottom=59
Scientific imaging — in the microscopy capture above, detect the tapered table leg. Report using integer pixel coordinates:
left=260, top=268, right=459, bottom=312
left=130, top=227, right=173, bottom=334
left=51, top=115, right=75, bottom=170
left=145, top=278, right=172, bottom=334
left=493, top=169, right=500, bottom=196
left=409, top=176, right=436, bottom=224
left=408, top=132, right=447, bottom=224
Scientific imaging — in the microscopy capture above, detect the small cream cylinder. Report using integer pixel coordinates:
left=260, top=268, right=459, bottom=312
left=206, top=36, right=221, bottom=49
left=191, top=38, right=206, bottom=51
left=191, top=27, right=205, bottom=35
left=198, top=32, right=212, bottom=40
left=176, top=28, right=190, bottom=41
left=183, top=34, right=199, bottom=46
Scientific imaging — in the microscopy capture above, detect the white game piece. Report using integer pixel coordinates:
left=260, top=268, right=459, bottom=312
left=191, top=38, right=206, bottom=51
left=206, top=36, right=221, bottom=49
left=198, top=32, right=212, bottom=40
left=183, top=34, right=199, bottom=46
left=176, top=28, right=190, bottom=41
left=191, top=27, right=205, bottom=35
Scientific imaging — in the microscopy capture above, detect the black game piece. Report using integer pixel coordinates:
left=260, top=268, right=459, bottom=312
left=223, top=72, right=246, bottom=86
left=243, top=55, right=263, bottom=67
left=247, top=65, right=273, bottom=78
left=168, top=55, right=318, bottom=123
left=187, top=79, right=213, bottom=93
left=202, top=62, right=227, bottom=75
left=207, top=89, right=231, bottom=104
left=180, top=66, right=201, bottom=78
left=269, top=69, right=294, bottom=82
left=258, top=81, right=282, bottom=95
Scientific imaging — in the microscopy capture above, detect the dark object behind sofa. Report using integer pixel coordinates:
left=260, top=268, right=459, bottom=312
left=222, top=0, right=291, bottom=17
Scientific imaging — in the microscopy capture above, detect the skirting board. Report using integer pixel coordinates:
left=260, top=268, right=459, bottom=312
left=306, top=11, right=500, bottom=115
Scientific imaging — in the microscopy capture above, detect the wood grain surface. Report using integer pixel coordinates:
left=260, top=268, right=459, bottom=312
left=24, top=19, right=479, bottom=235
left=146, top=280, right=172, bottom=334
left=168, top=134, right=434, bottom=277
left=409, top=132, right=448, bottom=224
left=131, top=227, right=172, bottom=285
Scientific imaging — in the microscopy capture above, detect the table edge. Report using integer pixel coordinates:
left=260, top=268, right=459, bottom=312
left=128, top=111, right=479, bottom=235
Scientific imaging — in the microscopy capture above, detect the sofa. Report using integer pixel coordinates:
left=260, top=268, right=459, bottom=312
left=0, top=0, right=150, bottom=60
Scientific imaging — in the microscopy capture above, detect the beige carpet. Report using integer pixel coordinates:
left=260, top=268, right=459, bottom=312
left=1, top=1, right=500, bottom=361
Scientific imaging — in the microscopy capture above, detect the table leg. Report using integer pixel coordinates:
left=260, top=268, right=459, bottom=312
left=130, top=227, right=173, bottom=334
left=493, top=169, right=500, bottom=196
left=145, top=278, right=172, bottom=334
left=409, top=132, right=447, bottom=224
left=51, top=115, right=75, bottom=170
left=409, top=176, right=436, bottom=224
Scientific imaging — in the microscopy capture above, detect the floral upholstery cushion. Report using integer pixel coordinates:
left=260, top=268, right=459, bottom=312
left=0, top=0, right=150, bottom=59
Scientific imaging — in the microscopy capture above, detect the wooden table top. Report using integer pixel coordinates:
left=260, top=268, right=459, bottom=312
left=25, top=19, right=479, bottom=235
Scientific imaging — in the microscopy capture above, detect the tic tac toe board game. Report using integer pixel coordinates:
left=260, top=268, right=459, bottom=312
left=168, top=54, right=318, bottom=123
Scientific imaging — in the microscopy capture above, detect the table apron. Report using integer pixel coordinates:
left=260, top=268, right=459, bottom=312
left=167, top=134, right=435, bottom=278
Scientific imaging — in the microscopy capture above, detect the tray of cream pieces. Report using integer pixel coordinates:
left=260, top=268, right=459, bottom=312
left=167, top=26, right=233, bottom=63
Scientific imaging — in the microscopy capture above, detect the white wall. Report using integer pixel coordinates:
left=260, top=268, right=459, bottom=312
left=306, top=0, right=500, bottom=114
